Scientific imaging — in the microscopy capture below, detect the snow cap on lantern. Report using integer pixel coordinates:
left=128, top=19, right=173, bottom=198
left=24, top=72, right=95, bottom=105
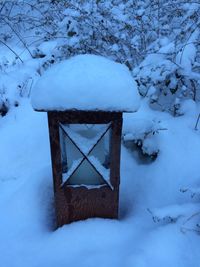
left=31, top=54, right=140, bottom=112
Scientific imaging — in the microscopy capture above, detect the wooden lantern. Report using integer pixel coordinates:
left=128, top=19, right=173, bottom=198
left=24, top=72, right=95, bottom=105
left=31, top=54, right=140, bottom=227
left=48, top=110, right=122, bottom=227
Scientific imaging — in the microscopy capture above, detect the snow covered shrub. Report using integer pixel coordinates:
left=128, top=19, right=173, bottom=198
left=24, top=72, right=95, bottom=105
left=148, top=186, right=200, bottom=234
left=0, top=0, right=199, bottom=65
left=134, top=61, right=200, bottom=116
left=148, top=203, right=200, bottom=234
left=123, top=118, right=165, bottom=160
left=0, top=0, right=200, bottom=117
left=132, top=1, right=200, bottom=115
left=0, top=0, right=184, bottom=66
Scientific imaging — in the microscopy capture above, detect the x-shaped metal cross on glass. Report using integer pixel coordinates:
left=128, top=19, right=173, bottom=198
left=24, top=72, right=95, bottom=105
left=59, top=123, right=112, bottom=188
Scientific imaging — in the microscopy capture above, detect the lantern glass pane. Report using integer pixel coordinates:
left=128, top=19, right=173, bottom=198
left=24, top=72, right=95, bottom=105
left=59, top=123, right=111, bottom=186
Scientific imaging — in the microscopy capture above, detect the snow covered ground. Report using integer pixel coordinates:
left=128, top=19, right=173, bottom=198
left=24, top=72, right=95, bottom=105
left=0, top=96, right=200, bottom=267
left=0, top=44, right=200, bottom=267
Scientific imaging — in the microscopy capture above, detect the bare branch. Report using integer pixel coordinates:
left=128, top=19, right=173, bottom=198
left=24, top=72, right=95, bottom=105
left=0, top=39, right=23, bottom=63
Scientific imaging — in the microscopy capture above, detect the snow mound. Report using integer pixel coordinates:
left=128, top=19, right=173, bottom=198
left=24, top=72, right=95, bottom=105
left=31, top=54, right=140, bottom=112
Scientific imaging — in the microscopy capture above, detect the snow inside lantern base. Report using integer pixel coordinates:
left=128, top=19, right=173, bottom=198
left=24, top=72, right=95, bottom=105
left=59, top=123, right=111, bottom=188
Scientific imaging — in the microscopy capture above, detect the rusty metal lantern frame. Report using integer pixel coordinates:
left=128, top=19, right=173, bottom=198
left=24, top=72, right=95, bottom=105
left=47, top=110, right=122, bottom=227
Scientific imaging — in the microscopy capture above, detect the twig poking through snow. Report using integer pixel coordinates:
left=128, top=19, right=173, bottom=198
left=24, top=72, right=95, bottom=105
left=194, top=113, right=200, bottom=130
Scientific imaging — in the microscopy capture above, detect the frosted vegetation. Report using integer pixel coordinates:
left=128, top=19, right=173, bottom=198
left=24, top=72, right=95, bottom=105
left=0, top=0, right=199, bottom=115
left=0, top=1, right=200, bottom=266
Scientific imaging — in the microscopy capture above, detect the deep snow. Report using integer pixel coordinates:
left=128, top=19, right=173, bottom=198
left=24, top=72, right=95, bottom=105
left=0, top=35, right=200, bottom=267
left=0, top=98, right=200, bottom=267
left=0, top=0, right=200, bottom=264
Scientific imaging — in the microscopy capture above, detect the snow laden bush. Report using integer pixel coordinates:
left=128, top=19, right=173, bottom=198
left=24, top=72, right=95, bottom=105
left=0, top=0, right=200, bottom=118
left=134, top=51, right=200, bottom=116
left=0, top=0, right=199, bottom=69
left=133, top=1, right=200, bottom=115
left=123, top=117, right=166, bottom=160
left=0, top=0, right=159, bottom=66
left=148, top=186, right=200, bottom=234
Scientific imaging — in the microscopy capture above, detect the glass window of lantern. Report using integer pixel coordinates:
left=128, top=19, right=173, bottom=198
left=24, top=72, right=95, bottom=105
left=59, top=123, right=111, bottom=187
